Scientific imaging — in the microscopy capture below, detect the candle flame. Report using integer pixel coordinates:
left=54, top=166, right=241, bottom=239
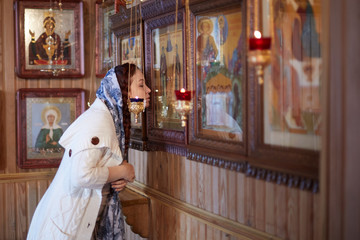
left=180, top=88, right=186, bottom=93
left=254, top=30, right=262, bottom=39
left=135, top=96, right=138, bottom=99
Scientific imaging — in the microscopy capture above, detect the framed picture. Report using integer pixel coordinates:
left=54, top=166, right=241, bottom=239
left=120, top=34, right=142, bottom=69
left=188, top=1, right=246, bottom=163
left=14, top=0, right=84, bottom=78
left=16, top=88, right=85, bottom=168
left=144, top=9, right=187, bottom=151
left=110, top=4, right=146, bottom=149
left=247, top=0, right=321, bottom=179
left=96, top=0, right=116, bottom=78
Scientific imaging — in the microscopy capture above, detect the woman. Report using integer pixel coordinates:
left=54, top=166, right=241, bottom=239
left=27, top=63, right=151, bottom=240
left=35, top=106, right=63, bottom=150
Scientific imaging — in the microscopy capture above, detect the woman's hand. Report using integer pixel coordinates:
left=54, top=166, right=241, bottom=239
left=121, top=161, right=135, bottom=182
left=107, top=161, right=135, bottom=183
left=111, top=179, right=128, bottom=192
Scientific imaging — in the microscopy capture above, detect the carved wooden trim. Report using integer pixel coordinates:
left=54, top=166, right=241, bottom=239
left=128, top=181, right=282, bottom=240
left=189, top=0, right=241, bottom=14
left=146, top=142, right=187, bottom=156
left=109, top=7, right=141, bottom=38
left=141, top=0, right=180, bottom=20
left=129, top=139, right=147, bottom=151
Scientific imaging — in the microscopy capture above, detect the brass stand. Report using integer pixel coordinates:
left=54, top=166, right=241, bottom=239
left=248, top=49, right=271, bottom=84
left=128, top=100, right=145, bottom=124
left=173, top=100, right=193, bottom=127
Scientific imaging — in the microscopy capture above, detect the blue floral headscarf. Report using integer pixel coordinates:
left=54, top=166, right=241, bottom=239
left=96, top=67, right=126, bottom=156
left=95, top=67, right=129, bottom=240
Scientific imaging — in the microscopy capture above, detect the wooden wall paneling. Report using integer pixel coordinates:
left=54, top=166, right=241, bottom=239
left=153, top=152, right=160, bottom=190
left=197, top=160, right=205, bottom=210
left=15, top=182, right=27, bottom=239
left=236, top=170, right=245, bottom=224
left=185, top=213, right=191, bottom=240
left=219, top=167, right=228, bottom=218
left=151, top=199, right=162, bottom=239
left=0, top=184, right=4, bottom=239
left=313, top=193, right=321, bottom=240
left=185, top=157, right=191, bottom=204
left=203, top=163, right=213, bottom=212
left=264, top=181, right=275, bottom=235
left=173, top=154, right=181, bottom=200
left=254, top=179, right=265, bottom=231
left=198, top=220, right=206, bottom=239
left=245, top=176, right=255, bottom=227
left=228, top=169, right=236, bottom=221
left=212, top=165, right=220, bottom=215
left=299, top=190, right=313, bottom=240
left=190, top=217, right=198, bottom=239
left=5, top=183, right=16, bottom=239
left=168, top=153, right=174, bottom=197
left=179, top=155, right=186, bottom=202
left=161, top=152, right=169, bottom=194
left=206, top=224, right=214, bottom=240
left=191, top=160, right=198, bottom=207
left=179, top=211, right=187, bottom=239
left=26, top=181, right=37, bottom=229
left=37, top=179, right=48, bottom=202
left=275, top=184, right=287, bottom=238
left=26, top=79, right=38, bottom=88
left=138, top=150, right=144, bottom=184
left=287, top=187, right=299, bottom=240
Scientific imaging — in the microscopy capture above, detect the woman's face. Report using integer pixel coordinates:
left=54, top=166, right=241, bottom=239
left=130, top=69, right=151, bottom=107
left=47, top=114, right=55, bottom=125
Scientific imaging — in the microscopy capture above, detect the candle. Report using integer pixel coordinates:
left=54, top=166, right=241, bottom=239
left=249, top=31, right=271, bottom=50
left=130, top=96, right=144, bottom=102
left=175, top=88, right=192, bottom=101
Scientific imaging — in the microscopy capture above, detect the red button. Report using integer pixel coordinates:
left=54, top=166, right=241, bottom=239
left=91, top=137, right=100, bottom=145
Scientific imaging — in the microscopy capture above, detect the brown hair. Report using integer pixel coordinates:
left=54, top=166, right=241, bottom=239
left=114, top=63, right=138, bottom=161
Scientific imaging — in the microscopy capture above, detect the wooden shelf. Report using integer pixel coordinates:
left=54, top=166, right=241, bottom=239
left=119, top=187, right=150, bottom=238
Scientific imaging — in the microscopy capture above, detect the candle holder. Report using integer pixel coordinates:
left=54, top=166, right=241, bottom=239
left=173, top=89, right=193, bottom=127
left=248, top=33, right=271, bottom=84
left=248, top=49, right=271, bottom=84
left=128, top=97, right=145, bottom=124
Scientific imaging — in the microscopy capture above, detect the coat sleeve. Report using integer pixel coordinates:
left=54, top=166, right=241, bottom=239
left=70, top=147, right=114, bottom=189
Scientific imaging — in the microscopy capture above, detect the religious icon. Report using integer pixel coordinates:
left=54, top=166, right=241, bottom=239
left=196, top=17, right=218, bottom=66
left=195, top=12, right=243, bottom=142
left=174, top=44, right=181, bottom=90
left=28, top=11, right=72, bottom=66
left=35, top=105, right=64, bottom=152
left=160, top=46, right=168, bottom=97
left=121, top=35, right=142, bottom=68
left=15, top=0, right=84, bottom=78
left=264, top=0, right=322, bottom=150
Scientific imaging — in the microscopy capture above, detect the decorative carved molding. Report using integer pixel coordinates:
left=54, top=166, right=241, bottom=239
left=147, top=142, right=187, bottom=156
left=129, top=140, right=146, bottom=151
left=109, top=7, right=141, bottom=37
left=189, top=0, right=241, bottom=14
left=141, top=0, right=179, bottom=20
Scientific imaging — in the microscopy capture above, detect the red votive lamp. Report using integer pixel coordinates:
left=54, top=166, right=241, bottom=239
left=175, top=88, right=192, bottom=101
left=249, top=31, right=271, bottom=50
left=130, top=96, right=144, bottom=102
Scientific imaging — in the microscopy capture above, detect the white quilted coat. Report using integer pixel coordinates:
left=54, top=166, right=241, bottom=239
left=27, top=99, right=123, bottom=240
